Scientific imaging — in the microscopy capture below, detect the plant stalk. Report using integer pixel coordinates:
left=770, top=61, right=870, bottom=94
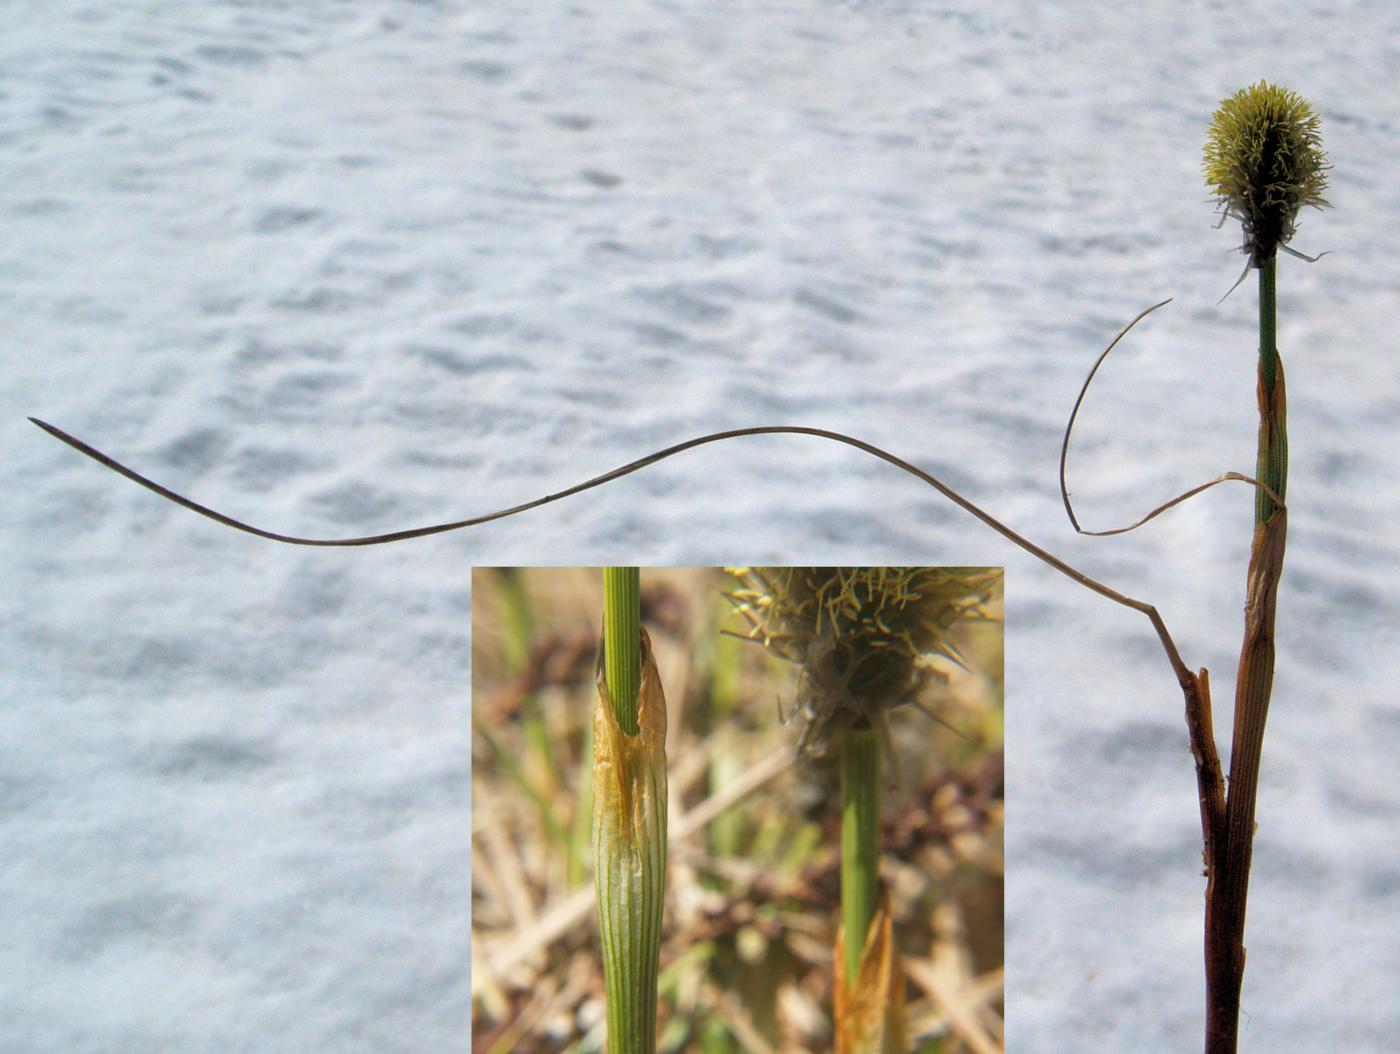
left=604, top=567, right=642, bottom=735
left=1254, top=258, right=1285, bottom=522
left=595, top=572, right=665, bottom=1054
left=840, top=727, right=881, bottom=985
left=1203, top=256, right=1288, bottom=1053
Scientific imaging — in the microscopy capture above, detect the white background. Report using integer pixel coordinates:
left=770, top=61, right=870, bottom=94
left=4, top=2, right=1398, bottom=1051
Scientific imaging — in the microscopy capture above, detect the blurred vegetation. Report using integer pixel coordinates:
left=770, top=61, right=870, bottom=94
left=471, top=568, right=1003, bottom=1054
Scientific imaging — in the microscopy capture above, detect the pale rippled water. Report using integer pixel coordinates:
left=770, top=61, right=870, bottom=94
left=5, top=2, right=1399, bottom=1051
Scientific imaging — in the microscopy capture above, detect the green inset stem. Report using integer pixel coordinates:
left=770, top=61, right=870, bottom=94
left=594, top=572, right=665, bottom=1054
left=840, top=727, right=881, bottom=985
left=604, top=567, right=641, bottom=735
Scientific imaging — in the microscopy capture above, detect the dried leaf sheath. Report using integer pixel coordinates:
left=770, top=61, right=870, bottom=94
left=1205, top=361, right=1290, bottom=1049
left=834, top=889, right=907, bottom=1054
left=593, top=626, right=668, bottom=1054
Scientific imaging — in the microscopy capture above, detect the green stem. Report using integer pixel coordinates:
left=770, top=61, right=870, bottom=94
left=595, top=569, right=663, bottom=1054
left=603, top=567, right=641, bottom=735
left=840, top=727, right=881, bottom=985
left=1255, top=257, right=1286, bottom=523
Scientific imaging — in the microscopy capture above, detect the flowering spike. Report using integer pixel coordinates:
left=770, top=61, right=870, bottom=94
left=725, top=567, right=999, bottom=762
left=1203, top=81, right=1330, bottom=266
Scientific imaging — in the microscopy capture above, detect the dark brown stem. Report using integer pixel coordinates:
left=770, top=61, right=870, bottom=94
left=1205, top=519, right=1286, bottom=1051
left=1183, top=668, right=1229, bottom=1051
left=1203, top=353, right=1288, bottom=1053
left=1185, top=668, right=1226, bottom=884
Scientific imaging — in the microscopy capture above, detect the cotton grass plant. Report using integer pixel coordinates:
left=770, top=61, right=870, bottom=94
left=34, top=81, right=1326, bottom=1052
left=1191, top=81, right=1329, bottom=1053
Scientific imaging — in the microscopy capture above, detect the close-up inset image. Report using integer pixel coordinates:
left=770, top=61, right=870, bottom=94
left=471, top=567, right=1003, bottom=1053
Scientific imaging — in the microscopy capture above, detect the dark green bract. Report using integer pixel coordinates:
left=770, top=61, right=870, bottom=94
left=1203, top=81, right=1330, bottom=264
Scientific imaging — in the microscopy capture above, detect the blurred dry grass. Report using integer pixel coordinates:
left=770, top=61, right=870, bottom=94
left=471, top=568, right=1003, bottom=1054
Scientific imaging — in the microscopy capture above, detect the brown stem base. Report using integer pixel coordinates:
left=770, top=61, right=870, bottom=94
left=1188, top=360, right=1289, bottom=1054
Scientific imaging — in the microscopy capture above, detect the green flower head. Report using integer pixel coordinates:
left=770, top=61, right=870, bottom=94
left=1203, top=81, right=1330, bottom=265
left=726, top=567, right=999, bottom=760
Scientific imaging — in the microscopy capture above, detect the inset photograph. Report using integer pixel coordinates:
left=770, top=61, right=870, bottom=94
left=471, top=567, right=1003, bottom=1053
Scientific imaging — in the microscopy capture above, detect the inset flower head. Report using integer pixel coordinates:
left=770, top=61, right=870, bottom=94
left=1203, top=81, right=1330, bottom=265
left=726, top=567, right=999, bottom=761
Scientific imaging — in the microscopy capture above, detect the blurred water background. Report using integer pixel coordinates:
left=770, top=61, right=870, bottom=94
left=4, top=2, right=1399, bottom=1051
